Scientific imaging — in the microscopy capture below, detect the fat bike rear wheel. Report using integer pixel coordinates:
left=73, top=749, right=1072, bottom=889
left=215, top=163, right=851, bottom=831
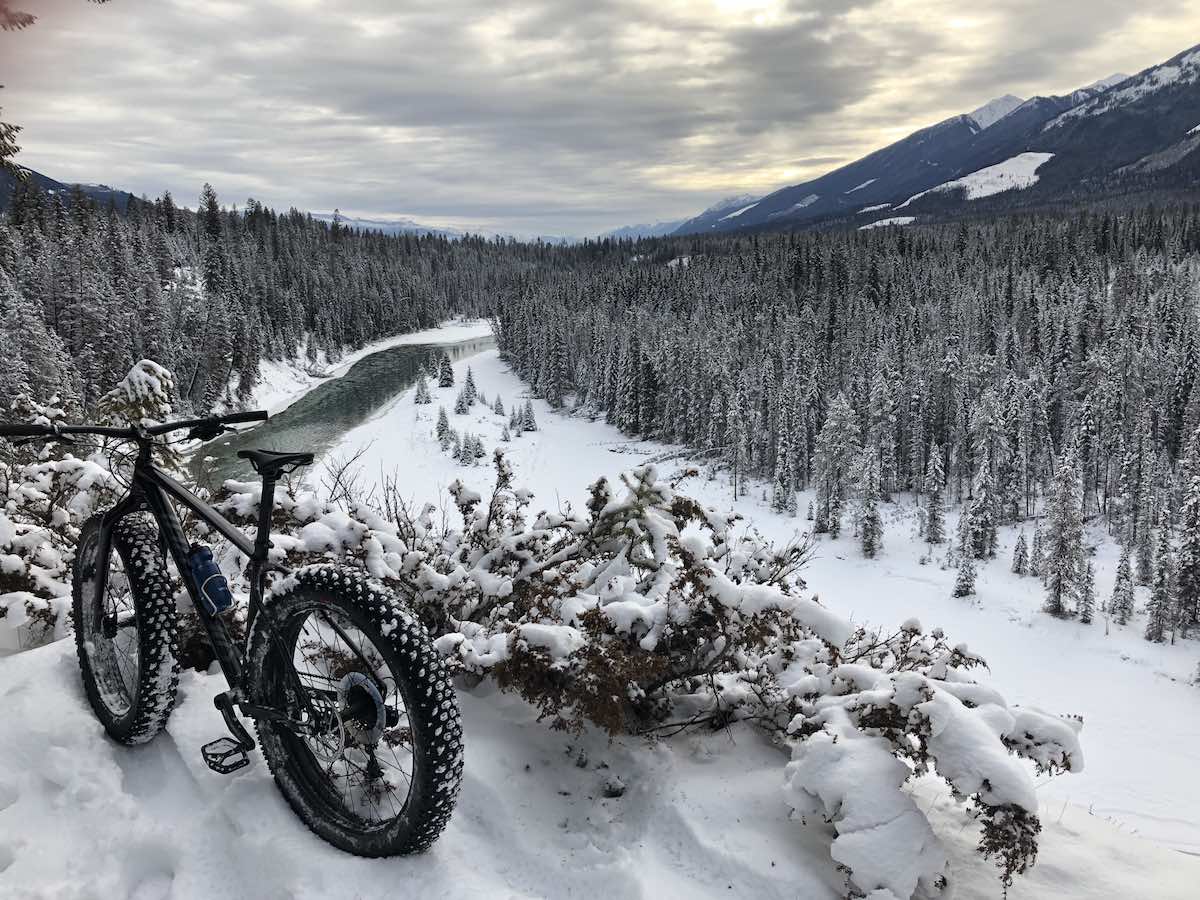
left=246, top=566, right=463, bottom=856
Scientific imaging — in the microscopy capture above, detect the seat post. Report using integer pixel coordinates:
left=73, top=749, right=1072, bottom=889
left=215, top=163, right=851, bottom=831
left=254, top=472, right=277, bottom=562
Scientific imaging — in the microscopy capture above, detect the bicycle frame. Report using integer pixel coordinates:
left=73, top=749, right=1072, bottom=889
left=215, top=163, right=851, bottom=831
left=94, top=444, right=280, bottom=695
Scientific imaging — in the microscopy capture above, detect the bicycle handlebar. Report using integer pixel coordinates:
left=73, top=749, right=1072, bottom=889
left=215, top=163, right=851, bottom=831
left=0, top=411, right=269, bottom=442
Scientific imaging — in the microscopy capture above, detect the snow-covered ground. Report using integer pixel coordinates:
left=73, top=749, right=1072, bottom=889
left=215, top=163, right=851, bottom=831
left=3, top=340, right=1199, bottom=899
left=860, top=216, right=916, bottom=230
left=896, top=153, right=1055, bottom=209
left=239, top=318, right=493, bottom=415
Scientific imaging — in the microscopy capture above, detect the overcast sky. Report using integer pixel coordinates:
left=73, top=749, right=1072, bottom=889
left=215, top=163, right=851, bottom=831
left=2, top=0, right=1198, bottom=235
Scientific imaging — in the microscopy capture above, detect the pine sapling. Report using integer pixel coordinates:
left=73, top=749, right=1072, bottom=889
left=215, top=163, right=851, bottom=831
left=1012, top=530, right=1028, bottom=576
left=1110, top=546, right=1134, bottom=625
left=414, top=374, right=432, bottom=405
left=1079, top=561, right=1095, bottom=624
left=436, top=406, right=450, bottom=444
left=438, top=352, right=455, bottom=388
left=953, top=552, right=977, bottom=598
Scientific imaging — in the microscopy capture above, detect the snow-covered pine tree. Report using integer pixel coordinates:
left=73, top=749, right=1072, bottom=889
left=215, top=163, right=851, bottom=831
left=924, top=442, right=945, bottom=545
left=813, top=392, right=859, bottom=537
left=501, top=425, right=511, bottom=442
left=1012, top=531, right=1028, bottom=575
left=464, top=366, right=477, bottom=405
left=1029, top=526, right=1044, bottom=578
left=953, top=551, right=977, bottom=597
left=1145, top=511, right=1176, bottom=643
left=454, top=387, right=470, bottom=415
left=450, top=430, right=463, bottom=462
left=969, top=455, right=999, bottom=559
left=1043, top=451, right=1083, bottom=618
left=1079, top=561, right=1095, bottom=625
left=494, top=396, right=505, bottom=416
left=414, top=374, right=432, bottom=404
left=859, top=449, right=883, bottom=558
left=1176, top=475, right=1200, bottom=638
left=1110, top=545, right=1135, bottom=625
left=436, top=406, right=451, bottom=445
left=522, top=400, right=537, bottom=432
left=438, top=353, right=455, bottom=388
left=771, top=434, right=792, bottom=513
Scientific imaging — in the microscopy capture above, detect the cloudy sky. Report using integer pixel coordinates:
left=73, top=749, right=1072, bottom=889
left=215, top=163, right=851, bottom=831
left=2, top=0, right=1198, bottom=235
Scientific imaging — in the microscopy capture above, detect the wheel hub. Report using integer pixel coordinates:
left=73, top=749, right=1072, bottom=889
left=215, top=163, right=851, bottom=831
left=336, top=672, right=386, bottom=745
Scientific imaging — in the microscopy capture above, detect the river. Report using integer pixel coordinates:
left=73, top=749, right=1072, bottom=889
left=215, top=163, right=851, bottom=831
left=191, top=335, right=496, bottom=486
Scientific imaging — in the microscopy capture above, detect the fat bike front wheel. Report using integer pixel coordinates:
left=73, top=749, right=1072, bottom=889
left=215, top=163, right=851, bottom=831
left=246, top=566, right=464, bottom=856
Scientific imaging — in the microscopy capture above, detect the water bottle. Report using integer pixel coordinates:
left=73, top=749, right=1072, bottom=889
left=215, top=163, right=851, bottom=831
left=187, top=544, right=234, bottom=616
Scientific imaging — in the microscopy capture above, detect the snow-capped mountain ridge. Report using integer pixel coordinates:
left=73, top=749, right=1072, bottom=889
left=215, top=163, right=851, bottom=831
left=1048, top=45, right=1200, bottom=129
left=969, top=94, right=1025, bottom=130
left=669, top=40, right=1200, bottom=235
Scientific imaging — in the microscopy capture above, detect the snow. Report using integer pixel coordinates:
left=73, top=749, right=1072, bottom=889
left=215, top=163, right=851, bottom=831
left=859, top=203, right=892, bottom=214
left=967, top=94, right=1025, bottom=130
left=895, top=152, right=1054, bottom=209
left=4, top=337, right=1200, bottom=897
left=845, top=179, right=876, bottom=194
left=317, top=348, right=1200, bottom=856
left=717, top=202, right=760, bottom=222
left=1048, top=50, right=1200, bottom=128
left=1189, top=122, right=1200, bottom=136
left=859, top=216, right=915, bottom=230
left=767, top=194, right=820, bottom=219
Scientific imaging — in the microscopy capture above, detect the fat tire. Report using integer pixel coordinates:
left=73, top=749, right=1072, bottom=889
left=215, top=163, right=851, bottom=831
left=71, top=513, right=180, bottom=745
left=246, top=565, right=464, bottom=856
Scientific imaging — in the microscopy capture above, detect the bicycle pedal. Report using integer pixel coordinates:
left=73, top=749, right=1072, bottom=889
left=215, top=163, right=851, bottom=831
left=201, top=737, right=251, bottom=775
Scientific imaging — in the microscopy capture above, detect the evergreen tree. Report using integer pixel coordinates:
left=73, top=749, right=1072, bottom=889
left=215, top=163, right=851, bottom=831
left=953, top=552, right=977, bottom=598
left=771, top=434, right=792, bottom=513
left=924, top=443, right=946, bottom=545
left=1176, top=475, right=1200, bottom=638
left=1145, top=512, right=1176, bottom=643
left=1043, top=451, right=1084, bottom=618
left=464, top=366, right=477, bottom=405
left=1079, top=562, right=1095, bottom=625
left=501, top=425, right=511, bottom=442
left=522, top=400, right=537, bottom=432
left=1110, top=545, right=1135, bottom=626
left=414, top=374, right=432, bottom=404
left=1029, top=527, right=1044, bottom=578
left=454, top=388, right=470, bottom=415
left=814, top=392, right=859, bottom=537
left=436, top=406, right=450, bottom=443
left=439, top=353, right=455, bottom=388
left=860, top=451, right=883, bottom=559
left=1012, top=531, right=1028, bottom=575
left=494, top=396, right=505, bottom=416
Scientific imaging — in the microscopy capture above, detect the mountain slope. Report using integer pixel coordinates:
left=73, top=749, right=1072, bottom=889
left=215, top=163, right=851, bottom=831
left=0, top=166, right=135, bottom=212
left=676, top=41, right=1200, bottom=234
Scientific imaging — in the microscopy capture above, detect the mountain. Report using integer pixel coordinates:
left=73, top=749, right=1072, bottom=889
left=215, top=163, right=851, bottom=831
left=673, top=41, right=1200, bottom=234
left=670, top=194, right=762, bottom=234
left=309, top=212, right=463, bottom=239
left=0, top=166, right=136, bottom=212
left=599, top=219, right=686, bottom=240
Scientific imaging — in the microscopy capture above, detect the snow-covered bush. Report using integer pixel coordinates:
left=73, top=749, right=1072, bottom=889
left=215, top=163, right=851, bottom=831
left=214, top=451, right=1082, bottom=898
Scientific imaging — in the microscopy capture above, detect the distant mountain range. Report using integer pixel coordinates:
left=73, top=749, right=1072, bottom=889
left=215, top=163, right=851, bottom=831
left=636, top=41, right=1200, bottom=235
left=309, top=212, right=464, bottom=239
left=0, top=167, right=135, bottom=212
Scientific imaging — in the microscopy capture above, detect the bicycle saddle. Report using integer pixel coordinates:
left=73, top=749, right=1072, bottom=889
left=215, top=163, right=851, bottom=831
left=237, top=448, right=315, bottom=476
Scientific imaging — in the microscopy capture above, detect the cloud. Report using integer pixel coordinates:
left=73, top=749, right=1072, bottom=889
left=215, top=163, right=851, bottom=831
left=1, top=0, right=1198, bottom=235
